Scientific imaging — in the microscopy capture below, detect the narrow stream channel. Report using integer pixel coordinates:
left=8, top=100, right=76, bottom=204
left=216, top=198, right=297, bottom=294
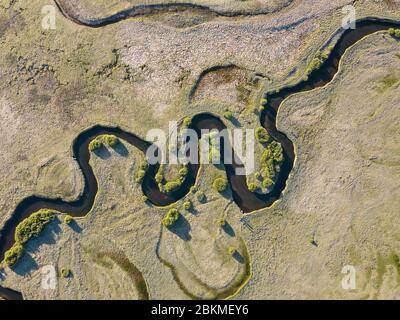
left=0, top=8, right=399, bottom=299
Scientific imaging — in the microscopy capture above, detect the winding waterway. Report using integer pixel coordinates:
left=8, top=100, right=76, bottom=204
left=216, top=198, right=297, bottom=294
left=0, top=2, right=399, bottom=299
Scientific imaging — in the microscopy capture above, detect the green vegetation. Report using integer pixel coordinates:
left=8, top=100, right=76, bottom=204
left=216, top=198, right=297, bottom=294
left=61, top=268, right=72, bottom=278
left=135, top=161, right=149, bottom=183
left=63, top=215, right=74, bottom=225
left=196, top=191, right=206, bottom=203
left=303, top=48, right=332, bottom=80
left=3, top=244, right=24, bottom=267
left=260, top=141, right=284, bottom=182
left=183, top=200, right=192, bottom=210
left=141, top=195, right=148, bottom=203
left=255, top=127, right=270, bottom=144
left=157, top=164, right=189, bottom=194
left=15, top=209, right=56, bottom=245
left=162, top=209, right=180, bottom=227
left=248, top=182, right=258, bottom=193
left=388, top=28, right=400, bottom=38
left=89, top=138, right=103, bottom=152
left=182, top=116, right=192, bottom=128
left=213, top=177, right=228, bottom=193
left=2, top=209, right=57, bottom=267
left=228, top=247, right=237, bottom=256
left=101, top=134, right=119, bottom=147
left=179, top=166, right=188, bottom=177
left=163, top=180, right=181, bottom=193
left=89, top=135, right=120, bottom=152
left=223, top=111, right=233, bottom=120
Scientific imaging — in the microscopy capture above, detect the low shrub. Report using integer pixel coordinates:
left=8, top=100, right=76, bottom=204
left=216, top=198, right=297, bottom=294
left=248, top=183, right=258, bottom=193
left=179, top=166, right=188, bottom=177
left=141, top=195, right=148, bottom=203
left=228, top=247, right=236, bottom=256
left=213, top=177, right=228, bottom=193
left=164, top=180, right=181, bottom=194
left=182, top=117, right=192, bottom=128
left=64, top=215, right=73, bottom=225
left=102, top=134, right=119, bottom=147
left=255, top=127, right=270, bottom=144
left=162, top=209, right=180, bottom=227
left=223, top=111, right=233, bottom=120
left=389, top=28, right=400, bottom=38
left=135, top=169, right=146, bottom=183
left=61, top=268, right=71, bottom=278
left=183, top=200, right=192, bottom=210
left=15, top=209, right=56, bottom=244
left=3, top=244, right=24, bottom=267
left=89, top=139, right=103, bottom=152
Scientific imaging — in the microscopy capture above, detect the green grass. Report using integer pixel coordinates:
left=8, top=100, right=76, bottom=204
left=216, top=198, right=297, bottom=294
left=162, top=209, right=180, bottom=227
left=213, top=177, right=228, bottom=193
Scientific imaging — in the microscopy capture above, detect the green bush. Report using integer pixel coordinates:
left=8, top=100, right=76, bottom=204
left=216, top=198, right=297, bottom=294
left=179, top=166, right=188, bottom=177
left=228, top=247, right=236, bottom=255
left=89, top=139, right=103, bottom=152
left=135, top=169, right=146, bottom=183
left=223, top=111, right=233, bottom=120
left=155, top=172, right=163, bottom=183
left=183, top=200, right=192, bottom=210
left=164, top=180, right=181, bottom=193
left=141, top=195, right=148, bottom=203
left=255, top=127, right=270, bottom=144
left=61, top=268, right=71, bottom=278
left=15, top=209, right=56, bottom=244
left=162, top=209, right=180, bottom=227
left=262, top=178, right=274, bottom=189
left=248, top=183, right=258, bottom=193
left=102, top=134, right=119, bottom=147
left=64, top=215, right=73, bottom=225
left=213, top=177, right=228, bottom=193
left=182, top=117, right=192, bottom=128
left=3, top=244, right=24, bottom=267
left=196, top=191, right=206, bottom=203
left=389, top=28, right=400, bottom=38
